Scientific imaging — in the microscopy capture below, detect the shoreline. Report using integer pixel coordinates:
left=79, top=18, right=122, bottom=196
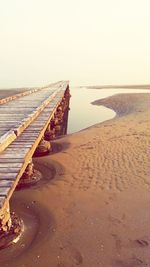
left=92, top=92, right=150, bottom=117
left=0, top=89, right=150, bottom=266
left=85, top=85, right=150, bottom=90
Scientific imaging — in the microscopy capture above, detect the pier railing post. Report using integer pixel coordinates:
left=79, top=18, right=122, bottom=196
left=0, top=201, right=11, bottom=233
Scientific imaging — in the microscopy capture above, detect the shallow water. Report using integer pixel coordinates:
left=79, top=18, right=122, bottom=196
left=67, top=87, right=150, bottom=133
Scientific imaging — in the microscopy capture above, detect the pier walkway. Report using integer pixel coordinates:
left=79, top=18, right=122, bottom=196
left=0, top=81, right=70, bottom=237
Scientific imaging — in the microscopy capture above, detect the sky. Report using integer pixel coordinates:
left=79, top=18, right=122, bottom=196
left=0, top=0, right=150, bottom=88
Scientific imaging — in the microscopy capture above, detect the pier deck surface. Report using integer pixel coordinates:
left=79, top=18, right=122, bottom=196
left=0, top=81, right=69, bottom=211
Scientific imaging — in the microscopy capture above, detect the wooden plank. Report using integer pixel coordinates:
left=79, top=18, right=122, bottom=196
left=0, top=158, right=24, bottom=163
left=0, top=163, right=23, bottom=168
left=0, top=173, right=17, bottom=180
left=9, top=144, right=32, bottom=148
left=0, top=121, right=21, bottom=123
left=0, top=108, right=34, bottom=111
left=14, top=133, right=39, bottom=137
left=0, top=168, right=20, bottom=173
left=10, top=142, right=34, bottom=145
left=0, top=196, right=5, bottom=208
left=0, top=130, right=16, bottom=153
left=0, top=153, right=26, bottom=158
left=0, top=187, right=10, bottom=196
left=5, top=148, right=29, bottom=153
left=0, top=128, right=11, bottom=131
left=0, top=180, right=13, bottom=187
left=0, top=115, right=26, bottom=117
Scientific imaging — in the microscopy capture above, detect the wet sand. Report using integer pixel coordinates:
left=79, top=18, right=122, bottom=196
left=0, top=90, right=150, bottom=266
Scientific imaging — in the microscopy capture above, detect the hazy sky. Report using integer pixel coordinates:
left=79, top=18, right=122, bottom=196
left=0, top=0, right=150, bottom=88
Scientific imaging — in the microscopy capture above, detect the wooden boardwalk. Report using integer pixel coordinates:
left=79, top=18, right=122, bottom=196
left=0, top=81, right=70, bottom=236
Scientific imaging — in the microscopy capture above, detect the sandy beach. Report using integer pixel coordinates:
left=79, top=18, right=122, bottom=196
left=0, top=89, right=150, bottom=267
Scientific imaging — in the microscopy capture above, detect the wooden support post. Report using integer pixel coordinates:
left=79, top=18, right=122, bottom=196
left=0, top=201, right=23, bottom=249
left=44, top=124, right=55, bottom=141
left=53, top=89, right=71, bottom=137
left=22, top=160, right=34, bottom=178
left=18, top=160, right=42, bottom=188
left=34, top=137, right=52, bottom=156
left=0, top=201, right=11, bottom=233
left=61, top=107, right=69, bottom=135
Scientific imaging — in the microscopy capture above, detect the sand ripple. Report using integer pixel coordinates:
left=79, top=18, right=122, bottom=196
left=52, top=93, right=150, bottom=193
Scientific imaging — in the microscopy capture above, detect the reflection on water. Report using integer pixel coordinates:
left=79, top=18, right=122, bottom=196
left=67, top=87, right=150, bottom=134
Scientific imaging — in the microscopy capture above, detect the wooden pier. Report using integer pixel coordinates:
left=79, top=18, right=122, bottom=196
left=0, top=81, right=70, bottom=242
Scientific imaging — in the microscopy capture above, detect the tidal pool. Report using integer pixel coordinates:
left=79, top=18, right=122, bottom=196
left=67, top=87, right=150, bottom=133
